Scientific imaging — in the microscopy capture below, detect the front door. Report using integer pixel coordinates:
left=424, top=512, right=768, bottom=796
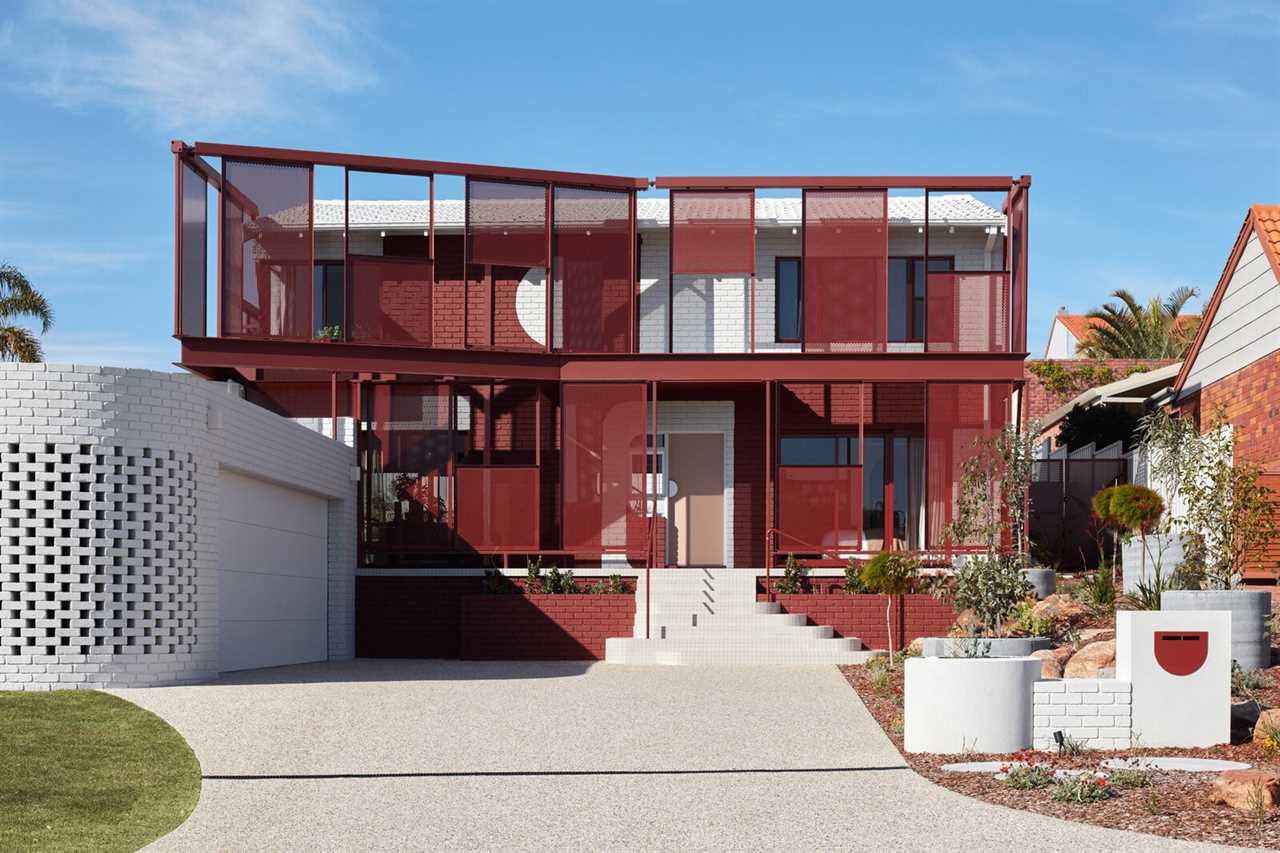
left=667, top=433, right=725, bottom=567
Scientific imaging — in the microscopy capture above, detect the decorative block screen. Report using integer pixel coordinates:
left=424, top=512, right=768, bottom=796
left=221, top=159, right=313, bottom=338
left=455, top=467, right=539, bottom=549
left=926, top=382, right=1012, bottom=548
left=925, top=273, right=1011, bottom=353
left=562, top=383, right=646, bottom=555
left=553, top=186, right=632, bottom=352
left=777, top=466, right=863, bottom=553
left=178, top=160, right=207, bottom=336
left=803, top=189, right=887, bottom=351
left=670, top=190, right=755, bottom=274
left=349, top=255, right=434, bottom=346
left=467, top=179, right=548, bottom=268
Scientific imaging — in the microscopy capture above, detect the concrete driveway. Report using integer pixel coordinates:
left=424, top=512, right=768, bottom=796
left=115, top=661, right=1249, bottom=852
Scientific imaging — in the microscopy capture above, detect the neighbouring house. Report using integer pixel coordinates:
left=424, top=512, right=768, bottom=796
left=0, top=142, right=1029, bottom=685
left=1043, top=308, right=1198, bottom=359
left=1164, top=204, right=1280, bottom=582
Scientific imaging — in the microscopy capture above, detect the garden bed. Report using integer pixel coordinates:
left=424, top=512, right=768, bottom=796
left=842, top=661, right=1280, bottom=849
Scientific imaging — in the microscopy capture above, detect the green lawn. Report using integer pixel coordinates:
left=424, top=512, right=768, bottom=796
left=0, top=690, right=201, bottom=853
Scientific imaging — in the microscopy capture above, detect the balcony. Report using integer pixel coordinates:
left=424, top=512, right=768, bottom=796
left=173, top=141, right=1028, bottom=361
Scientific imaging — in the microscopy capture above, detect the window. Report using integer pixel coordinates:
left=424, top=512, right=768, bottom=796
left=779, top=435, right=857, bottom=466
left=888, top=256, right=953, bottom=342
left=775, top=257, right=802, bottom=343
left=313, top=262, right=345, bottom=336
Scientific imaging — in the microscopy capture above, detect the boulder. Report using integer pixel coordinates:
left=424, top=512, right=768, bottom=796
left=1030, top=646, right=1073, bottom=679
left=1251, top=708, right=1280, bottom=745
left=905, top=637, right=925, bottom=657
left=1209, top=769, right=1280, bottom=811
left=1063, top=640, right=1116, bottom=679
left=1030, top=594, right=1090, bottom=627
left=1078, top=628, right=1115, bottom=644
left=947, top=609, right=982, bottom=637
left=1233, top=700, right=1263, bottom=744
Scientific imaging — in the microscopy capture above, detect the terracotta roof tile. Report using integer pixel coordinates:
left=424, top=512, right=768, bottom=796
left=1250, top=204, right=1280, bottom=278
left=1055, top=312, right=1198, bottom=346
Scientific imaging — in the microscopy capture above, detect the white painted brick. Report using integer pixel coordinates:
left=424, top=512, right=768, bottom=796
left=1082, top=693, right=1116, bottom=704
left=1065, top=680, right=1099, bottom=693
left=1066, top=704, right=1099, bottom=716
left=1050, top=693, right=1082, bottom=705
left=1033, top=680, right=1065, bottom=693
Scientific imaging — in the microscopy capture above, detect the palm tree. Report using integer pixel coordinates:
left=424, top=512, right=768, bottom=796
left=1076, top=287, right=1200, bottom=359
left=0, top=263, right=54, bottom=362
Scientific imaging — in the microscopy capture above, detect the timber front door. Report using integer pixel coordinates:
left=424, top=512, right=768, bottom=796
left=667, top=433, right=725, bottom=567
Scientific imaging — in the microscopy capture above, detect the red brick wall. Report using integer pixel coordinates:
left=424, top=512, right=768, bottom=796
left=356, top=575, right=636, bottom=659
left=755, top=586, right=956, bottom=651
left=779, top=382, right=924, bottom=432
left=1197, top=349, right=1280, bottom=474
left=1025, top=358, right=1175, bottom=442
left=459, top=594, right=635, bottom=660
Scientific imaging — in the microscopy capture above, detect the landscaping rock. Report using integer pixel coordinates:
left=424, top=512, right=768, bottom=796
left=947, top=609, right=982, bottom=636
left=1233, top=700, right=1263, bottom=744
left=1078, top=628, right=1115, bottom=644
left=1029, top=594, right=1089, bottom=627
left=1251, top=708, right=1280, bottom=745
left=1209, top=769, right=1280, bottom=811
left=1030, top=646, right=1073, bottom=678
left=1062, top=640, right=1116, bottom=678
left=905, top=637, right=925, bottom=657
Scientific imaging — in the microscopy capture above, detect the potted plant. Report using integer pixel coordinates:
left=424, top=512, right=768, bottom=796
left=316, top=325, right=343, bottom=342
left=1137, top=408, right=1279, bottom=670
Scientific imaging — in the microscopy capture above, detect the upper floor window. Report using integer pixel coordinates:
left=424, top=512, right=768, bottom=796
left=888, top=256, right=953, bottom=342
left=775, top=257, right=802, bottom=343
left=313, top=262, right=344, bottom=336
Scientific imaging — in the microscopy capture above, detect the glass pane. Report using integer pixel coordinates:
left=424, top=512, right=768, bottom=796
left=863, top=436, right=885, bottom=549
left=776, top=258, right=801, bottom=341
left=312, top=264, right=344, bottom=333
left=887, top=258, right=908, bottom=342
left=780, top=436, right=837, bottom=465
left=179, top=161, right=207, bottom=336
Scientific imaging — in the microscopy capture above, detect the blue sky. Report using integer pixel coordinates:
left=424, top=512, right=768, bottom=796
left=0, top=0, right=1276, bottom=369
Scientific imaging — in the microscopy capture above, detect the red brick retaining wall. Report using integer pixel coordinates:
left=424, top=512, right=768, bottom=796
left=755, top=586, right=956, bottom=651
left=356, top=575, right=635, bottom=660
left=459, top=594, right=635, bottom=660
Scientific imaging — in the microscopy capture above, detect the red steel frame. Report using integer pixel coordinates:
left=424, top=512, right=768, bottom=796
left=170, top=142, right=1031, bottom=571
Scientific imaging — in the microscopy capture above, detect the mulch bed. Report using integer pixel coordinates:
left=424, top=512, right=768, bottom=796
left=841, top=660, right=1280, bottom=850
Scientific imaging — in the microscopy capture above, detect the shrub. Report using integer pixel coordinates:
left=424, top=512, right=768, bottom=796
left=1079, top=569, right=1116, bottom=612
left=482, top=569, right=512, bottom=594
left=587, top=573, right=630, bottom=595
left=862, top=552, right=920, bottom=667
left=1109, top=485, right=1164, bottom=536
left=843, top=559, right=869, bottom=594
left=1051, top=775, right=1116, bottom=803
left=949, top=554, right=1033, bottom=635
left=775, top=554, right=807, bottom=594
left=1107, top=768, right=1151, bottom=789
left=1123, top=576, right=1173, bottom=611
left=1003, top=764, right=1055, bottom=790
left=1232, top=663, right=1269, bottom=699
left=1007, top=599, right=1055, bottom=637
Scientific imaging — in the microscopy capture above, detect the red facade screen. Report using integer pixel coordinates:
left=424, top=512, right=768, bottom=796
left=803, top=190, right=887, bottom=352
left=553, top=186, right=632, bottom=352
left=455, top=467, right=539, bottom=550
left=777, top=466, right=863, bottom=553
left=349, top=255, right=434, bottom=346
left=467, top=179, right=548, bottom=268
left=1010, top=186, right=1028, bottom=352
left=670, top=190, right=755, bottom=274
left=926, top=382, right=1012, bottom=548
left=562, top=383, right=646, bottom=555
left=925, top=272, right=1011, bottom=353
left=178, top=160, right=207, bottom=337
left=221, top=159, right=312, bottom=338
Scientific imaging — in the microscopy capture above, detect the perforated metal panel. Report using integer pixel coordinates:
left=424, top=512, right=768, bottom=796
left=803, top=189, right=887, bottom=351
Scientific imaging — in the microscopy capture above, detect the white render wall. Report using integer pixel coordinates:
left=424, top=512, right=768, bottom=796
left=0, top=364, right=356, bottom=690
left=657, top=401, right=735, bottom=567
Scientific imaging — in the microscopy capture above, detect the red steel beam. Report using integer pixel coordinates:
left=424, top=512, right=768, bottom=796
left=185, top=141, right=648, bottom=190
left=655, top=176, right=1016, bottom=190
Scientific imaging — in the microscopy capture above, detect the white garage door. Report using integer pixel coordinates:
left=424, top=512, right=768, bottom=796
left=218, top=470, right=328, bottom=672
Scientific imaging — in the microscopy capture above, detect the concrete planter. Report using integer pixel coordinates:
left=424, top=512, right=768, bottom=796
left=920, top=636, right=1054, bottom=658
left=1161, top=589, right=1272, bottom=671
left=904, top=656, right=1043, bottom=753
left=1023, top=567, right=1057, bottom=600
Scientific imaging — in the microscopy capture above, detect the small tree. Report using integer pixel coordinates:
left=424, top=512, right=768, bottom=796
left=1109, top=484, right=1164, bottom=586
left=1091, top=485, right=1122, bottom=577
left=861, top=552, right=919, bottom=667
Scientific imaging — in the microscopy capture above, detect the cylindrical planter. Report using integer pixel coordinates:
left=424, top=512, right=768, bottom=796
left=920, top=636, right=1053, bottom=658
left=1023, top=567, right=1057, bottom=600
left=1161, top=590, right=1272, bottom=671
left=904, top=656, right=1043, bottom=753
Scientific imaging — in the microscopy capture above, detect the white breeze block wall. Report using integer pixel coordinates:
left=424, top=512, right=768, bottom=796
left=0, top=364, right=356, bottom=690
left=1032, top=679, right=1133, bottom=751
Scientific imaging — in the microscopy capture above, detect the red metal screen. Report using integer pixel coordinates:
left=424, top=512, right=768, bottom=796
left=777, top=466, right=863, bottom=553
left=562, top=383, right=646, bottom=555
left=925, top=272, right=1011, bottom=353
left=926, top=382, right=1012, bottom=548
left=467, top=178, right=548, bottom=268
left=1010, top=185, right=1028, bottom=352
left=554, top=186, right=632, bottom=352
left=803, top=189, right=887, bottom=352
left=178, top=160, right=207, bottom=336
left=670, top=190, right=755, bottom=274
left=454, top=466, right=539, bottom=549
left=349, top=255, right=433, bottom=346
left=221, top=159, right=312, bottom=338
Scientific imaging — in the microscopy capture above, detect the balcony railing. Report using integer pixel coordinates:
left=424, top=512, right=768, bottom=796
left=174, top=141, right=1029, bottom=356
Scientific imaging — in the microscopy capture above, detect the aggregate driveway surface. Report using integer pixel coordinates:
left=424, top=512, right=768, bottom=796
left=114, top=660, right=1254, bottom=852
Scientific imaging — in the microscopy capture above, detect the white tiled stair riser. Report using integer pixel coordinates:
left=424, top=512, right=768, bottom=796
left=1032, top=679, right=1133, bottom=751
left=607, top=569, right=874, bottom=666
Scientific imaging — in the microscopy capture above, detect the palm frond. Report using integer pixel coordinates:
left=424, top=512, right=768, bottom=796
left=0, top=263, right=54, bottom=333
left=0, top=325, right=43, bottom=363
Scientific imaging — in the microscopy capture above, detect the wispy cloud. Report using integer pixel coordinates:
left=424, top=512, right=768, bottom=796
left=0, top=240, right=146, bottom=276
left=1169, top=0, right=1280, bottom=38
left=8, top=0, right=374, bottom=128
left=40, top=331, right=177, bottom=371
left=0, top=201, right=25, bottom=218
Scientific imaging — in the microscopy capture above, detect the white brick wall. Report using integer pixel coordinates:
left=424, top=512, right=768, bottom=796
left=1032, top=678, right=1133, bottom=751
left=657, top=401, right=735, bottom=567
left=0, top=364, right=356, bottom=690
